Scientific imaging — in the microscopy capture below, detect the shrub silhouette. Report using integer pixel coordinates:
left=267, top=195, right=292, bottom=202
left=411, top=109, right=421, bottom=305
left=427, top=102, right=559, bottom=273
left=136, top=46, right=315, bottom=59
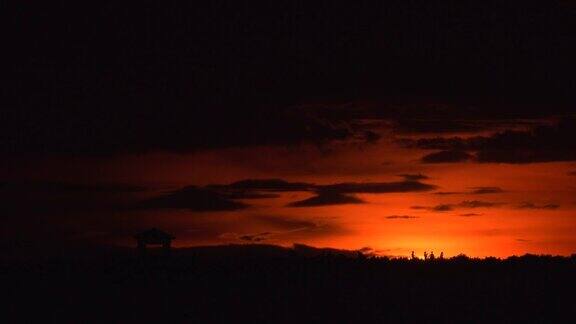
left=3, top=245, right=576, bottom=323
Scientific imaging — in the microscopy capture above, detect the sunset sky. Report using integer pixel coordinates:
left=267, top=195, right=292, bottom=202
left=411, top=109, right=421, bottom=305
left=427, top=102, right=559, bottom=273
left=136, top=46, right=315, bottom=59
left=3, top=1, right=576, bottom=257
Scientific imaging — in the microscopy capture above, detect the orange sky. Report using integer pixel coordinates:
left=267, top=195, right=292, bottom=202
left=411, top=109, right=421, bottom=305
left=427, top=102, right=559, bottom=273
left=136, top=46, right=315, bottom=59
left=182, top=147, right=576, bottom=258
left=8, top=133, right=572, bottom=258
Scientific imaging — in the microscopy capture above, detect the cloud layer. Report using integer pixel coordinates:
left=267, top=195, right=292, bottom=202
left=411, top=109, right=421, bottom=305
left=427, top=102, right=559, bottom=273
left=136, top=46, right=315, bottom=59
left=408, top=118, right=576, bottom=164
left=288, top=192, right=364, bottom=207
left=137, top=177, right=438, bottom=210
left=412, top=200, right=504, bottom=212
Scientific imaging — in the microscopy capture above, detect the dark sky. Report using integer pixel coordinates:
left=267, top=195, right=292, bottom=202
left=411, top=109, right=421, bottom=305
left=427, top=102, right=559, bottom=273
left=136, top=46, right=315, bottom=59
left=3, top=0, right=575, bottom=156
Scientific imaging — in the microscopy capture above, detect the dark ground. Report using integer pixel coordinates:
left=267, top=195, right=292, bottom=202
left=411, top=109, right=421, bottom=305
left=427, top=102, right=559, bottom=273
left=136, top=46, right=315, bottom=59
left=2, top=244, right=576, bottom=323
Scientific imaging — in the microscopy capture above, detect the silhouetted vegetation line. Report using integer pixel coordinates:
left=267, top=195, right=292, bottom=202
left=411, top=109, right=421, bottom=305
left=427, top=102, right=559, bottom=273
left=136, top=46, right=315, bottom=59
left=2, top=245, right=576, bottom=323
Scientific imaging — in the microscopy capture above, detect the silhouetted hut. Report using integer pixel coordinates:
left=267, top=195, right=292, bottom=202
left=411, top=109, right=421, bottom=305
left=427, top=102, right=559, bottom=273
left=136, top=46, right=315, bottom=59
left=134, top=228, right=175, bottom=255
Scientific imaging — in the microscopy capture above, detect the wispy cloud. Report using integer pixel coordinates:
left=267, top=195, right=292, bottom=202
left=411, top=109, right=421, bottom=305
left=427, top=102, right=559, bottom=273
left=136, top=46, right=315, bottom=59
left=412, top=200, right=504, bottom=212
left=469, top=187, right=504, bottom=194
left=517, top=202, right=559, bottom=210
left=288, top=192, right=364, bottom=207
left=385, top=215, right=419, bottom=219
left=397, top=174, right=429, bottom=181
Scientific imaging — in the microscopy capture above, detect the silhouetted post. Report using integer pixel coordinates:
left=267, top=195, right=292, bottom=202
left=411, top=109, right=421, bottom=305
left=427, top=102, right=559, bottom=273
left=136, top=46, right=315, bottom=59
left=440, top=252, right=444, bottom=260
left=411, top=251, right=416, bottom=260
left=430, top=251, right=435, bottom=261
left=424, top=251, right=428, bottom=260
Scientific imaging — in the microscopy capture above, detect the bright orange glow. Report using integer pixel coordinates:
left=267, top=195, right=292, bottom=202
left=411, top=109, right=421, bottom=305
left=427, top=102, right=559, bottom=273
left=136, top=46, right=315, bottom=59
left=8, top=139, right=575, bottom=258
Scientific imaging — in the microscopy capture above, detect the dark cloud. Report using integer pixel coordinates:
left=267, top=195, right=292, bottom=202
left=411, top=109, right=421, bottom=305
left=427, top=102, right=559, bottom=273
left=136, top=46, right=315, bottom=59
left=216, top=178, right=437, bottom=207
left=432, top=204, right=455, bottom=212
left=460, top=213, right=482, bottom=217
left=205, top=178, right=315, bottom=201
left=412, top=200, right=502, bottom=212
left=517, top=202, right=560, bottom=210
left=398, top=174, right=429, bottom=181
left=287, top=179, right=437, bottom=207
left=385, top=215, right=419, bottom=219
left=434, top=187, right=504, bottom=195
left=140, top=178, right=438, bottom=210
left=469, top=187, right=504, bottom=194
left=567, top=171, right=576, bottom=176
left=318, top=103, right=570, bottom=133
left=421, top=150, right=474, bottom=163
left=394, top=119, right=482, bottom=134
left=410, top=204, right=453, bottom=212
left=318, top=180, right=437, bottom=194
left=139, top=186, right=247, bottom=212
left=393, top=117, right=547, bottom=139
left=288, top=192, right=364, bottom=207
left=218, top=191, right=279, bottom=200
left=400, top=136, right=486, bottom=151
left=388, top=104, right=563, bottom=136
left=474, top=119, right=576, bottom=163
left=410, top=118, right=576, bottom=164
left=459, top=200, right=501, bottom=208
left=392, top=118, right=521, bottom=135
